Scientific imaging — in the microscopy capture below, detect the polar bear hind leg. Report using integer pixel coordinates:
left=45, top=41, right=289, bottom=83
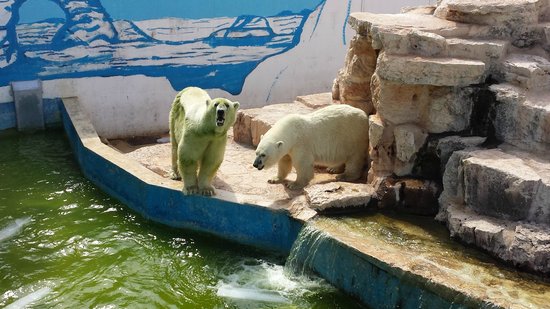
left=337, top=154, right=365, bottom=181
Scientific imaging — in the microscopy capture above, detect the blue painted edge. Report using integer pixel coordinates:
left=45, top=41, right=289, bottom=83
left=59, top=100, right=303, bottom=255
left=0, top=98, right=62, bottom=130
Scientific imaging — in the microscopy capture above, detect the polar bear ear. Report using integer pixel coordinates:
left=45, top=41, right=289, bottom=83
left=260, top=134, right=264, bottom=141
left=206, top=99, right=212, bottom=106
left=233, top=101, right=240, bottom=110
left=276, top=141, right=284, bottom=148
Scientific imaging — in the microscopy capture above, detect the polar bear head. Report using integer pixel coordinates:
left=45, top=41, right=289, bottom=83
left=207, top=98, right=240, bottom=133
left=253, top=138, right=285, bottom=170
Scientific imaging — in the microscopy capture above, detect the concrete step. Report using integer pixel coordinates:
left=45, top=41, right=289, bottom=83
left=233, top=93, right=332, bottom=146
left=441, top=146, right=550, bottom=226
left=376, top=53, right=486, bottom=86
left=491, top=83, right=550, bottom=153
left=499, top=54, right=550, bottom=91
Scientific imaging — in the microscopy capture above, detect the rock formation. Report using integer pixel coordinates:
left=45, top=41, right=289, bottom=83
left=332, top=0, right=550, bottom=276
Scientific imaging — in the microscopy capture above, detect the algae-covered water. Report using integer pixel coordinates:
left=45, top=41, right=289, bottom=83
left=0, top=129, right=364, bottom=308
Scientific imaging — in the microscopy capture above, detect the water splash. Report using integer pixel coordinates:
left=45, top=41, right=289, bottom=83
left=0, top=217, right=32, bottom=242
left=215, top=256, right=336, bottom=306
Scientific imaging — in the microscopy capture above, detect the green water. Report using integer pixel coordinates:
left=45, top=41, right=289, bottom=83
left=0, top=129, right=364, bottom=308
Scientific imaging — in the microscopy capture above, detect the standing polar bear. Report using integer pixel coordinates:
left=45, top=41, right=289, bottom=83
left=170, top=87, right=239, bottom=196
left=253, top=104, right=369, bottom=190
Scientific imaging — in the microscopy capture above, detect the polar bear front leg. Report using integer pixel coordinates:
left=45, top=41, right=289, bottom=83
left=268, top=155, right=292, bottom=184
left=286, top=153, right=314, bottom=190
left=197, top=140, right=225, bottom=196
left=178, top=143, right=199, bottom=195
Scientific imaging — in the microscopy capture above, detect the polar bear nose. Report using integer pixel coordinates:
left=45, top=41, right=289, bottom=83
left=253, top=157, right=264, bottom=170
left=217, top=109, right=225, bottom=117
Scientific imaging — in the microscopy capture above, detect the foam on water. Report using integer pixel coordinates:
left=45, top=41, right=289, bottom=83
left=0, top=217, right=32, bottom=242
left=215, top=258, right=335, bottom=305
left=4, top=286, right=52, bottom=309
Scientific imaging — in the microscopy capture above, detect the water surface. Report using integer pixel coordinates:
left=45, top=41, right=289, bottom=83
left=0, top=129, right=363, bottom=308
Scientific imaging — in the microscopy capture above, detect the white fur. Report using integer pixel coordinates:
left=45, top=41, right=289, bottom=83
left=170, top=87, right=239, bottom=195
left=254, top=104, right=369, bottom=189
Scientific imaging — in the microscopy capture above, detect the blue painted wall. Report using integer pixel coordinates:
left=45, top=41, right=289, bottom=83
left=1, top=0, right=328, bottom=95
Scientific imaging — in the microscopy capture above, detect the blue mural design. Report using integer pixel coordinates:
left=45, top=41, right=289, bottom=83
left=0, top=0, right=325, bottom=94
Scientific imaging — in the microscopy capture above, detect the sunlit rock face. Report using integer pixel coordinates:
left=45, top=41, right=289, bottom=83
left=332, top=0, right=550, bottom=275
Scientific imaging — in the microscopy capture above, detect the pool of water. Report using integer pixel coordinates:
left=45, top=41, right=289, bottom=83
left=0, top=129, right=364, bottom=308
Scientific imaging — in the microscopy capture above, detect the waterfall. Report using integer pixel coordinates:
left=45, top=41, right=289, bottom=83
left=284, top=223, right=330, bottom=277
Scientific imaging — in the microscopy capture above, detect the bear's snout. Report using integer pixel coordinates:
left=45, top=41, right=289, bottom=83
left=253, top=156, right=264, bottom=170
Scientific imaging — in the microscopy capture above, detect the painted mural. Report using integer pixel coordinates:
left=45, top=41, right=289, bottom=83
left=0, top=0, right=327, bottom=94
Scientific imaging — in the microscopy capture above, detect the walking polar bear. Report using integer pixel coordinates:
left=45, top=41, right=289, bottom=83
left=170, top=87, right=239, bottom=196
left=253, top=104, right=369, bottom=190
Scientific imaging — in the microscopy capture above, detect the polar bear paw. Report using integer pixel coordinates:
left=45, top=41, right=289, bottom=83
left=182, top=186, right=199, bottom=195
left=170, top=172, right=182, bottom=180
left=199, top=186, right=216, bottom=196
left=285, top=181, right=305, bottom=190
left=326, top=164, right=345, bottom=174
left=267, top=177, right=285, bottom=184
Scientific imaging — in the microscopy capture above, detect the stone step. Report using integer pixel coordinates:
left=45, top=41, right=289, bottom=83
left=440, top=146, right=550, bottom=226
left=436, top=201, right=550, bottom=275
left=295, top=92, right=334, bottom=108
left=376, top=52, right=486, bottom=86
left=434, top=0, right=540, bottom=26
left=499, top=54, right=550, bottom=91
left=438, top=144, right=550, bottom=273
left=445, top=38, right=508, bottom=65
left=491, top=83, right=550, bottom=153
left=233, top=94, right=332, bottom=146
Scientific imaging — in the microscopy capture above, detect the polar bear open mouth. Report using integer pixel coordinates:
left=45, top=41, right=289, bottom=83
left=216, top=110, right=226, bottom=127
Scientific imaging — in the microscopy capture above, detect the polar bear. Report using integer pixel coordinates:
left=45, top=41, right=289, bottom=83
left=170, top=87, right=239, bottom=196
left=253, top=104, right=369, bottom=190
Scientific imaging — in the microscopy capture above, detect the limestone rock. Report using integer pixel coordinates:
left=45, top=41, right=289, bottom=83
left=371, top=74, right=474, bottom=133
left=368, top=114, right=384, bottom=149
left=436, top=0, right=544, bottom=47
left=233, top=102, right=313, bottom=146
left=500, top=54, right=550, bottom=91
left=304, top=182, right=375, bottom=212
left=492, top=83, right=550, bottom=153
left=434, top=0, right=541, bottom=26
left=376, top=52, right=486, bottom=87
left=333, top=35, right=377, bottom=114
left=348, top=12, right=473, bottom=41
left=295, top=93, right=333, bottom=109
left=394, top=124, right=427, bottom=163
left=437, top=202, right=550, bottom=275
left=445, top=38, right=508, bottom=69
left=434, top=135, right=485, bottom=168
left=441, top=147, right=550, bottom=225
